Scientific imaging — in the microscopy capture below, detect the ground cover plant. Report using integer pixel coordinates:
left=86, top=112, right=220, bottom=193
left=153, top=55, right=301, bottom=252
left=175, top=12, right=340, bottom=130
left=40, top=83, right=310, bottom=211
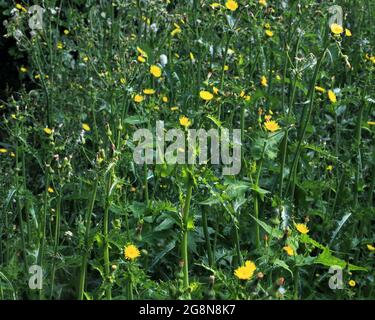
left=0, top=0, right=374, bottom=300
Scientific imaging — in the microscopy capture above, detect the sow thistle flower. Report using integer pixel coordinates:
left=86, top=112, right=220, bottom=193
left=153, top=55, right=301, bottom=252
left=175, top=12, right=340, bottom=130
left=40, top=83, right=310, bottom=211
left=48, top=187, right=54, bottom=193
left=330, top=23, right=343, bottom=35
left=16, top=3, right=27, bottom=12
left=367, top=244, right=375, bottom=251
left=134, top=94, right=144, bottom=103
left=348, top=280, right=356, bottom=287
left=150, top=65, right=162, bottom=78
left=199, top=90, right=214, bottom=101
left=44, top=127, right=53, bottom=135
left=143, top=88, right=155, bottom=95
left=345, top=29, right=352, bottom=37
left=0, top=148, right=8, bottom=153
left=225, top=0, right=238, bottom=11
left=295, top=223, right=309, bottom=234
left=328, top=90, right=337, bottom=103
left=283, top=245, right=294, bottom=256
left=179, top=116, right=191, bottom=128
left=234, top=260, right=256, bottom=280
left=315, top=86, right=326, bottom=93
left=124, top=244, right=141, bottom=260
left=20, top=66, right=27, bottom=73
left=259, top=0, right=267, bottom=7
left=264, top=120, right=280, bottom=132
left=265, top=29, right=274, bottom=37
left=57, top=42, right=64, bottom=49
left=82, top=123, right=91, bottom=132
left=260, top=76, right=268, bottom=87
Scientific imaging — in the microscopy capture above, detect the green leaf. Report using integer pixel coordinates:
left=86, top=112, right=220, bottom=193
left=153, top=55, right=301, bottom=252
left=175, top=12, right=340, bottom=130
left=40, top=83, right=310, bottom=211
left=273, top=259, right=293, bottom=277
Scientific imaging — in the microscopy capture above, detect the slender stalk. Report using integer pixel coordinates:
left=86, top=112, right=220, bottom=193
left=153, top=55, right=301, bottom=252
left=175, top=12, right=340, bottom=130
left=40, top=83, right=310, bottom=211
left=103, top=172, right=112, bottom=300
left=181, top=179, right=193, bottom=289
left=202, top=207, right=214, bottom=267
left=78, top=178, right=98, bottom=300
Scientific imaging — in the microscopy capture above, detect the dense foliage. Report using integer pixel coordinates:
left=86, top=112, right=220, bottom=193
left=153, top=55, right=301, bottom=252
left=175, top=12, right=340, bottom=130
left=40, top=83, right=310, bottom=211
left=0, top=0, right=374, bottom=300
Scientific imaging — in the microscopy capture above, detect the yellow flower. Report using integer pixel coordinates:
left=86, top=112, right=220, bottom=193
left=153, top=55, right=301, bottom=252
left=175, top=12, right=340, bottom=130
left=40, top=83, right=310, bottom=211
left=283, top=246, right=294, bottom=256
left=44, top=128, right=53, bottom=135
left=11, top=114, right=17, bottom=120
left=345, top=29, right=352, bottom=37
left=0, top=148, right=8, bottom=153
left=57, top=42, right=64, bottom=49
left=265, top=30, right=274, bottom=37
left=83, top=56, right=89, bottom=62
left=134, top=94, right=144, bottom=103
left=328, top=90, right=337, bottom=103
left=260, top=76, right=268, bottom=87
left=315, top=86, right=326, bottom=93
left=224, top=65, right=229, bottom=71
left=330, top=23, right=343, bottom=35
left=213, top=87, right=219, bottom=95
left=150, top=65, right=162, bottom=78
left=137, top=47, right=148, bottom=58
left=348, top=280, right=356, bottom=287
left=367, top=244, right=375, bottom=251
left=179, top=116, right=192, bottom=128
left=162, top=96, right=169, bottom=103
left=295, top=223, right=309, bottom=234
left=137, top=55, right=146, bottom=63
left=326, top=165, right=333, bottom=171
left=34, top=74, right=41, bottom=79
left=368, top=121, right=375, bottom=126
left=171, top=26, right=181, bottom=36
left=124, top=244, right=141, bottom=260
left=20, top=67, right=27, bottom=73
left=10, top=152, right=15, bottom=157
left=63, top=29, right=70, bottom=35
left=120, top=78, right=126, bottom=84
left=264, top=120, right=280, bottom=132
left=210, top=3, right=221, bottom=9
left=259, top=0, right=267, bottom=6
left=16, top=3, right=27, bottom=12
left=170, top=106, right=179, bottom=111
left=199, top=90, right=214, bottom=101
left=48, top=187, right=54, bottom=193
left=234, top=260, right=256, bottom=280
left=225, top=0, right=238, bottom=11
left=143, top=88, right=155, bottom=95
left=189, top=52, right=195, bottom=62
left=82, top=123, right=91, bottom=132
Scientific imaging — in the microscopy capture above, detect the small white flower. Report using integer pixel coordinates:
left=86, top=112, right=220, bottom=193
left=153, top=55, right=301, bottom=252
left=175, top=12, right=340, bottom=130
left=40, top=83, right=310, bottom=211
left=278, top=286, right=286, bottom=295
left=159, top=54, right=168, bottom=66
left=150, top=23, right=158, bottom=33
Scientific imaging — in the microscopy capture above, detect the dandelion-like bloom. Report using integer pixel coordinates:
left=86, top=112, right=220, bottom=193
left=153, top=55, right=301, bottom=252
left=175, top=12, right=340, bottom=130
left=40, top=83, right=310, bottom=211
left=124, top=244, right=141, bottom=260
left=265, top=30, right=274, bottom=37
left=44, top=128, right=53, bottom=135
left=199, top=90, right=214, bottom=101
left=225, top=0, right=238, bottom=11
left=330, top=23, right=343, bottom=35
left=315, top=86, right=326, bottom=93
left=348, top=280, right=356, bottom=287
left=179, top=116, right=191, bottom=128
left=295, top=223, right=309, bottom=234
left=134, top=94, right=144, bottom=103
left=234, top=260, right=256, bottom=280
left=20, top=66, right=28, bottom=73
left=345, top=29, right=352, bottom=37
left=260, top=76, right=268, bottom=87
left=48, top=187, right=54, bottom=193
left=82, top=123, right=91, bottom=132
left=143, top=88, right=155, bottom=95
left=283, top=246, right=294, bottom=256
left=328, top=90, right=337, bottom=103
left=57, top=42, right=64, bottom=49
left=137, top=56, right=146, bottom=63
left=150, top=65, right=162, bottom=78
left=264, top=120, right=280, bottom=132
left=162, top=96, right=169, bottom=103
left=0, top=148, right=8, bottom=153
left=259, top=0, right=267, bottom=6
left=367, top=244, right=375, bottom=251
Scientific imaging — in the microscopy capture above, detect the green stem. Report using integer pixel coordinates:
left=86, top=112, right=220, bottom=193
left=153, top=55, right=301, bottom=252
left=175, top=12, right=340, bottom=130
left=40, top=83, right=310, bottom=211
left=78, top=177, right=98, bottom=300
left=182, top=179, right=193, bottom=289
